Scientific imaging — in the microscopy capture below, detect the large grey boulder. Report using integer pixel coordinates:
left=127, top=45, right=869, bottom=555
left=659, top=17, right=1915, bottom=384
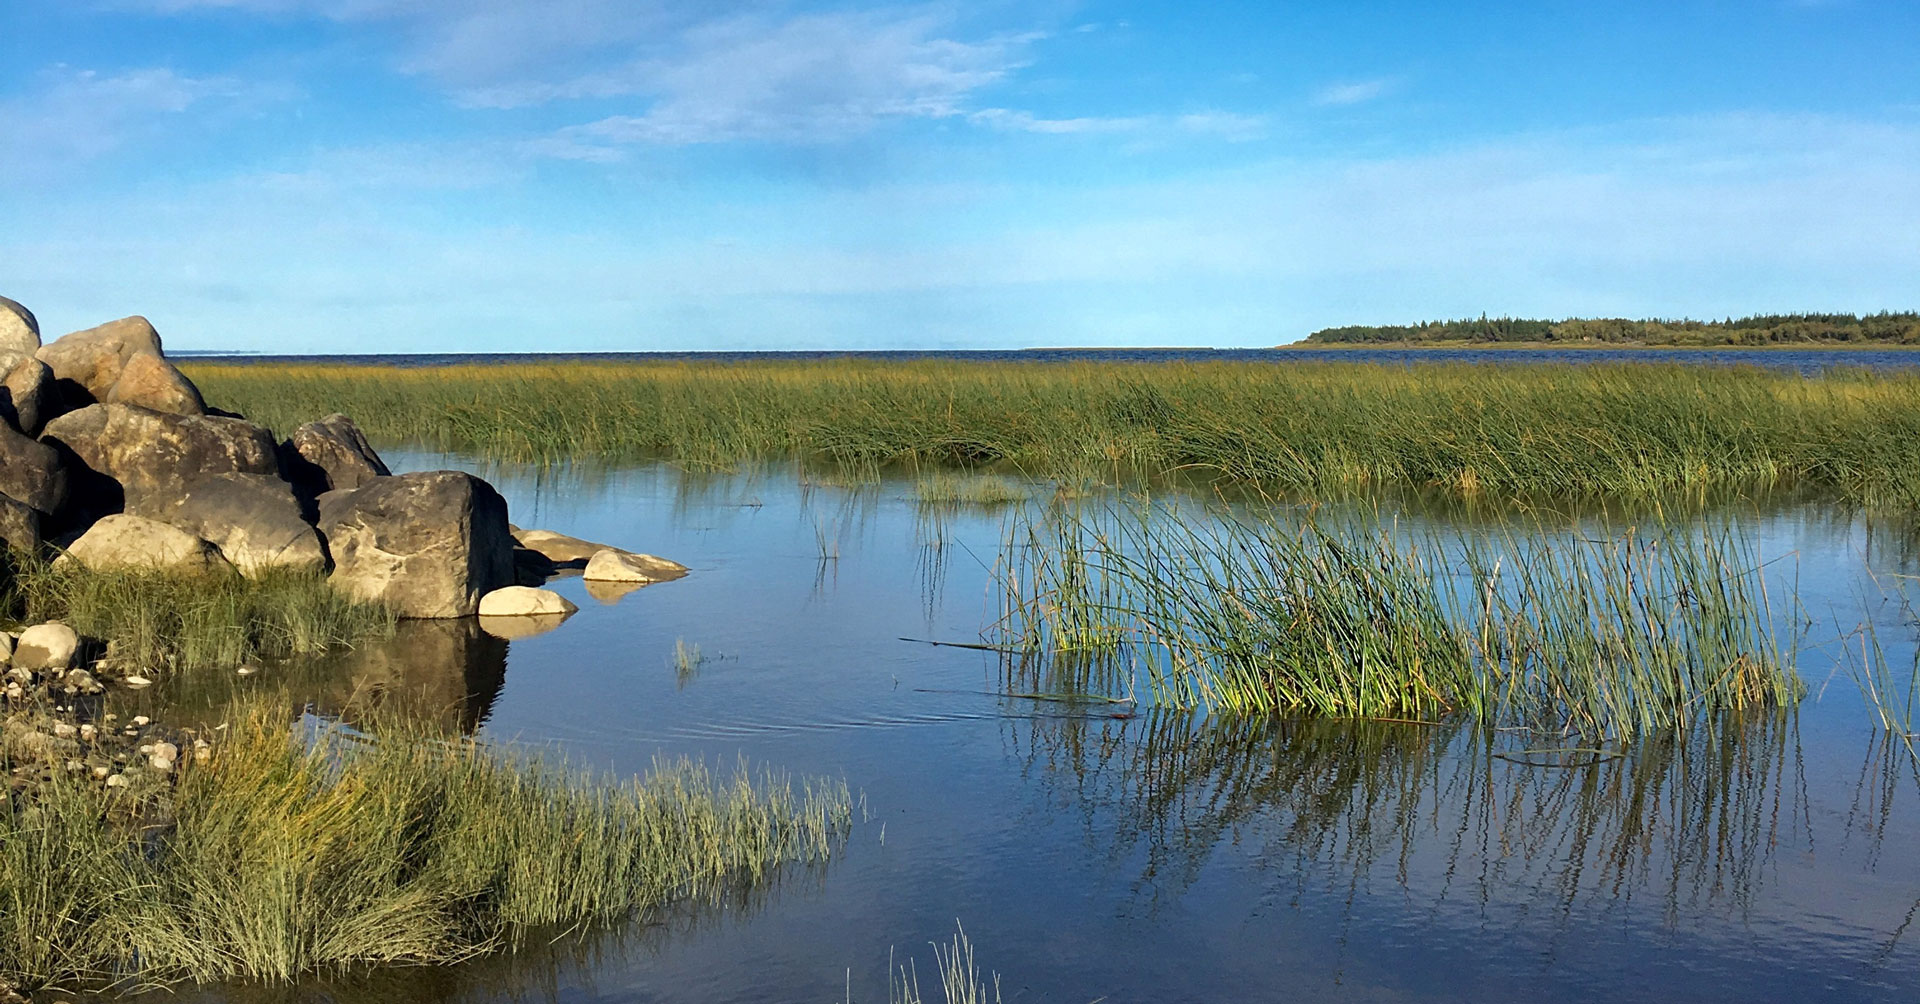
left=0, top=422, right=66, bottom=514
left=151, top=472, right=328, bottom=576
left=0, top=493, right=41, bottom=555
left=1, top=354, right=52, bottom=435
left=104, top=351, right=205, bottom=416
left=0, top=296, right=37, bottom=357
left=58, top=514, right=231, bottom=574
left=36, top=315, right=164, bottom=405
left=286, top=413, right=389, bottom=494
left=318, top=471, right=514, bottom=618
left=42, top=403, right=278, bottom=515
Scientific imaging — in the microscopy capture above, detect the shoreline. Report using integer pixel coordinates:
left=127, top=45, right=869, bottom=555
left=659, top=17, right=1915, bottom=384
left=1276, top=341, right=1920, bottom=351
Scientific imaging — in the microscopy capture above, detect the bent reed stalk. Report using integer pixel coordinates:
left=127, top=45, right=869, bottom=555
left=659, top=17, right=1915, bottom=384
left=185, top=358, right=1920, bottom=506
left=995, top=503, right=1801, bottom=737
left=0, top=704, right=851, bottom=995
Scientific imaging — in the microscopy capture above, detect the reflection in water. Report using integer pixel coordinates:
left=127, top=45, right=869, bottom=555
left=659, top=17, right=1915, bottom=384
left=145, top=619, right=512, bottom=736
left=1005, top=710, right=1820, bottom=927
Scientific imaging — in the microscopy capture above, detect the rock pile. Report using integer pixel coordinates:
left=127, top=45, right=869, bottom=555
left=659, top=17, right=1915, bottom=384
left=1, top=296, right=688, bottom=658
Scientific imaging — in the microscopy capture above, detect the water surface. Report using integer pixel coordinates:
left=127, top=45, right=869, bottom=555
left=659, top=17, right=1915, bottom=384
left=136, top=456, right=1920, bottom=1003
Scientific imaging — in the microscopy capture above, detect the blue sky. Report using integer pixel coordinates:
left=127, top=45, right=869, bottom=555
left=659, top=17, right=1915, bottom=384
left=2, top=1, right=1917, bottom=352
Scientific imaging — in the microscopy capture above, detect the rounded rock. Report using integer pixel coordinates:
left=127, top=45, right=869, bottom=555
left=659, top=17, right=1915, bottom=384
left=477, top=585, right=580, bottom=618
left=13, top=623, right=79, bottom=672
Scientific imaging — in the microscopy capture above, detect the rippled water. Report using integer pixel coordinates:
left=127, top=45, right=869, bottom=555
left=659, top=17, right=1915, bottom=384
left=132, top=455, right=1920, bottom=1003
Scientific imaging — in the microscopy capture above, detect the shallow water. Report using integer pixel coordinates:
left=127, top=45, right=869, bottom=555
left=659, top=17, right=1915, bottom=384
left=136, top=455, right=1920, bottom=1003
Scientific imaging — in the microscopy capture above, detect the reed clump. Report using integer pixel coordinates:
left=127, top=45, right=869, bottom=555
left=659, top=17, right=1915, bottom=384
left=0, top=705, right=851, bottom=995
left=996, top=504, right=1800, bottom=737
left=2, top=563, right=395, bottom=671
left=185, top=358, right=1920, bottom=506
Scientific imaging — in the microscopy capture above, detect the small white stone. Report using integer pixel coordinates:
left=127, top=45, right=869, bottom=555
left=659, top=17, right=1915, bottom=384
left=149, top=755, right=175, bottom=772
left=235, top=665, right=258, bottom=677
left=92, top=766, right=110, bottom=778
left=138, top=744, right=154, bottom=755
left=122, top=674, right=153, bottom=689
left=52, top=722, right=76, bottom=737
left=104, top=774, right=128, bottom=788
left=132, top=715, right=150, bottom=727
left=78, top=724, right=95, bottom=741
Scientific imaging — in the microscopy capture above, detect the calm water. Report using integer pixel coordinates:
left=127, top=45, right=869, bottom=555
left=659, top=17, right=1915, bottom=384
left=184, top=346, right=1920, bottom=376
left=133, top=455, right=1920, bottom=1003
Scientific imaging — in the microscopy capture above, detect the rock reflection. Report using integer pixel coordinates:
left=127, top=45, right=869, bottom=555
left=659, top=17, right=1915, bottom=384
left=1005, top=709, right=1818, bottom=922
left=307, top=618, right=509, bottom=733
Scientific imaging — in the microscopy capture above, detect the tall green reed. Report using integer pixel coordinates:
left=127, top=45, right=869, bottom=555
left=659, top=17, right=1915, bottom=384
left=996, top=502, right=1800, bottom=737
left=0, top=704, right=851, bottom=994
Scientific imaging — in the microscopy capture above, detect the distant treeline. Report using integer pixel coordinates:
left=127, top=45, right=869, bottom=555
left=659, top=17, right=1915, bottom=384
left=1305, top=312, right=1920, bottom=346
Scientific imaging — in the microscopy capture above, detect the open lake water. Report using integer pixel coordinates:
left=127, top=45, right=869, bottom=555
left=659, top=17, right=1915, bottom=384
left=124, top=445, right=1920, bottom=1004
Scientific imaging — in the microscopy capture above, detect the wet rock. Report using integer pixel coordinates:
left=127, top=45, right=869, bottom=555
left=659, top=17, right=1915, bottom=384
left=513, top=527, right=619, bottom=566
left=478, top=585, right=578, bottom=618
left=35, top=315, right=164, bottom=407
left=285, top=413, right=389, bottom=495
left=1, top=354, right=51, bottom=435
left=58, top=513, right=232, bottom=574
left=583, top=548, right=688, bottom=583
left=0, top=295, right=38, bottom=356
left=0, top=492, right=41, bottom=555
left=151, top=472, right=328, bottom=576
left=0, top=421, right=66, bottom=514
left=318, top=470, right=514, bottom=618
left=42, top=402, right=278, bottom=516
left=104, top=350, right=206, bottom=416
left=14, top=623, right=79, bottom=672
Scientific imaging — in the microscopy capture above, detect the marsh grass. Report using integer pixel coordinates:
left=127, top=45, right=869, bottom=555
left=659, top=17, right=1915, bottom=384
left=996, top=503, right=1800, bottom=737
left=3, top=563, right=395, bottom=671
left=0, top=705, right=851, bottom=994
left=186, top=358, right=1920, bottom=506
left=914, top=472, right=1027, bottom=506
left=887, top=924, right=1001, bottom=1004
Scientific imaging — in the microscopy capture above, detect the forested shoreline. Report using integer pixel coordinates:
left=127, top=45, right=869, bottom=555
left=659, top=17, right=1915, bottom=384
left=1304, top=312, right=1920, bottom=345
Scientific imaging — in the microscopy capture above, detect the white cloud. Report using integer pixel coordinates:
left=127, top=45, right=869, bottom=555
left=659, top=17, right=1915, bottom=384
left=6, top=111, right=1915, bottom=350
left=968, top=108, right=1266, bottom=142
left=0, top=67, right=256, bottom=171
left=1312, top=77, right=1398, bottom=107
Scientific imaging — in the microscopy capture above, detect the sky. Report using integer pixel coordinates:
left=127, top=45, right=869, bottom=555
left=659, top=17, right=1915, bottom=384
left=2, top=1, right=1917, bottom=352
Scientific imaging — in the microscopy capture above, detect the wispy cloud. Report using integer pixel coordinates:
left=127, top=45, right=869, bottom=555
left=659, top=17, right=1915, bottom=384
left=1311, top=77, right=1399, bottom=107
left=0, top=67, right=265, bottom=173
left=968, top=108, right=1267, bottom=142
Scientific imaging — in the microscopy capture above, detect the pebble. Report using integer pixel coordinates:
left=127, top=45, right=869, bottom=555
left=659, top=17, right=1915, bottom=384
left=122, top=675, right=153, bottom=689
left=104, top=774, right=127, bottom=788
left=78, top=724, right=95, bottom=741
left=52, top=722, right=76, bottom=737
left=236, top=665, right=259, bottom=677
left=132, top=716, right=150, bottom=727
left=91, top=766, right=109, bottom=778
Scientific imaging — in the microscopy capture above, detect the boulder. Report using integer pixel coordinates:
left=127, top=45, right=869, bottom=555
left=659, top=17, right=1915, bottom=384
left=151, top=473, right=328, bottom=576
left=0, top=296, right=37, bottom=357
left=286, top=413, right=389, bottom=494
left=512, top=527, right=630, bottom=567
left=582, top=548, right=688, bottom=583
left=58, top=514, right=231, bottom=574
left=1, top=355, right=52, bottom=434
left=105, top=351, right=205, bottom=416
left=35, top=315, right=164, bottom=405
left=0, top=493, right=41, bottom=555
left=41, top=403, right=278, bottom=515
left=13, top=623, right=79, bottom=672
left=0, top=422, right=66, bottom=514
left=477, top=585, right=578, bottom=618
left=318, top=471, right=514, bottom=618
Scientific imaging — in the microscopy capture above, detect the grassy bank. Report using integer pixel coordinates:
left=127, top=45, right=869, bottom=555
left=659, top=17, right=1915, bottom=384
left=3, top=563, right=395, bottom=671
left=0, top=705, right=850, bottom=995
left=185, top=359, right=1920, bottom=505
left=996, top=504, right=1800, bottom=737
